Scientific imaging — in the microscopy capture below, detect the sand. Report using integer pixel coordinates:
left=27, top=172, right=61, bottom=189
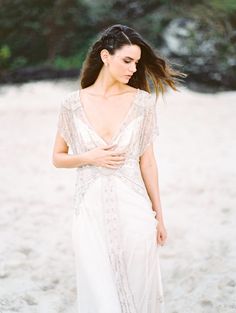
left=0, top=79, right=235, bottom=313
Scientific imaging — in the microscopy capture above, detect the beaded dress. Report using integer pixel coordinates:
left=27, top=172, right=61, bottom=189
left=56, top=87, right=165, bottom=313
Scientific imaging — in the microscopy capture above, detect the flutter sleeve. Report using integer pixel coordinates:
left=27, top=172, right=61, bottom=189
left=57, top=95, right=74, bottom=149
left=139, top=93, right=159, bottom=157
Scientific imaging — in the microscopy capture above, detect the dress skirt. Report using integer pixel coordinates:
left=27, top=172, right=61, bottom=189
left=71, top=175, right=165, bottom=313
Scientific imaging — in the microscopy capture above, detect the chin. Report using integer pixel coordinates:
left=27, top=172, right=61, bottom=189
left=123, top=77, right=130, bottom=81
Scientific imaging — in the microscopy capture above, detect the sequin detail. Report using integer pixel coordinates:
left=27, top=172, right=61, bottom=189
left=56, top=89, right=163, bottom=310
left=101, top=175, right=138, bottom=313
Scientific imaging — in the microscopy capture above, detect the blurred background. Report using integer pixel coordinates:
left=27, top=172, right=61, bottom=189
left=1, top=0, right=236, bottom=91
left=0, top=1, right=236, bottom=313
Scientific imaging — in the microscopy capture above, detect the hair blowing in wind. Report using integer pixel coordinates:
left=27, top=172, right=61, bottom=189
left=79, top=24, right=187, bottom=98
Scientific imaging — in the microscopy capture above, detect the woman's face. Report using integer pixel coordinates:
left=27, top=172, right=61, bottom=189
left=103, top=44, right=141, bottom=83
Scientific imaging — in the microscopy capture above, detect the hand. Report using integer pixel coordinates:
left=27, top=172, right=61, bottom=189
left=156, top=222, right=167, bottom=246
left=86, top=144, right=127, bottom=169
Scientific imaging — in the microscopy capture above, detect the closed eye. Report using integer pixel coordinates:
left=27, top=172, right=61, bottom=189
left=124, top=60, right=139, bottom=64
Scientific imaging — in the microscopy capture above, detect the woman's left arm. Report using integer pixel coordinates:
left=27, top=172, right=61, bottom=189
left=139, top=144, right=167, bottom=245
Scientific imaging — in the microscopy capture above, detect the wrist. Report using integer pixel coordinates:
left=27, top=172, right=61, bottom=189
left=153, top=209, right=164, bottom=224
left=157, top=218, right=165, bottom=224
left=77, top=151, right=93, bottom=166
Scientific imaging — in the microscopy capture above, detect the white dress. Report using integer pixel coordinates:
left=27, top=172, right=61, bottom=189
left=57, top=88, right=165, bottom=313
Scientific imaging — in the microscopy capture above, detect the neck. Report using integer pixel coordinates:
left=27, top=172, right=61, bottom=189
left=90, top=67, right=126, bottom=97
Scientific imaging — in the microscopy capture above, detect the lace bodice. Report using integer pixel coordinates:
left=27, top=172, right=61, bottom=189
left=57, top=88, right=159, bottom=213
left=57, top=88, right=159, bottom=157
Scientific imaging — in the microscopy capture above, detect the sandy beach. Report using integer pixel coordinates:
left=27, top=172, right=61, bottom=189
left=0, top=80, right=235, bottom=313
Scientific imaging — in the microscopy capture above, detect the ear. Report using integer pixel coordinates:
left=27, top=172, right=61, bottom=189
left=100, top=49, right=110, bottom=65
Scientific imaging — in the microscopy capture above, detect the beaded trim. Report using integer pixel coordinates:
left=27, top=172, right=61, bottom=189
left=101, top=175, right=138, bottom=313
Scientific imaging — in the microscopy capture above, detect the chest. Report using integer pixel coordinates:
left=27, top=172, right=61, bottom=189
left=80, top=96, right=136, bottom=143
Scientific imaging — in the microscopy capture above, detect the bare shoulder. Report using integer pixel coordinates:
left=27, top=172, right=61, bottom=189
left=126, top=86, right=139, bottom=93
left=80, top=86, right=92, bottom=94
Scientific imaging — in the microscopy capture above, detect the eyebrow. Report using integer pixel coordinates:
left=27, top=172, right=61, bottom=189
left=124, top=56, right=141, bottom=61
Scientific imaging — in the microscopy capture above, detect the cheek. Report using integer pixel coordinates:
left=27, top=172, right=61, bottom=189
left=113, top=60, right=127, bottom=74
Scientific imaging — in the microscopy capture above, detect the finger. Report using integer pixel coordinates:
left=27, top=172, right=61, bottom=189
left=109, top=152, right=125, bottom=157
left=158, top=233, right=163, bottom=243
left=110, top=156, right=126, bottom=161
left=105, top=164, right=120, bottom=169
left=103, top=144, right=118, bottom=150
left=109, top=150, right=126, bottom=155
left=107, top=161, right=124, bottom=167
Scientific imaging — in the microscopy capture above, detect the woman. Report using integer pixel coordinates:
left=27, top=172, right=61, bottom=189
left=52, top=24, right=185, bottom=313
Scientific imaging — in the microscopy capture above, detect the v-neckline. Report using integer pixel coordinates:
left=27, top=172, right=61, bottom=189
left=77, top=88, right=140, bottom=145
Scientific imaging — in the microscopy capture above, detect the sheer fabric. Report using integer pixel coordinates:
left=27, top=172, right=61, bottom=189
left=56, top=88, right=165, bottom=313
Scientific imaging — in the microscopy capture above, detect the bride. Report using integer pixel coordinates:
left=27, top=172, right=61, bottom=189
left=52, top=23, right=185, bottom=313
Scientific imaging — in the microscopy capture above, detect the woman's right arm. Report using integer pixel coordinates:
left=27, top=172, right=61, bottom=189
left=52, top=131, right=91, bottom=168
left=52, top=131, right=127, bottom=169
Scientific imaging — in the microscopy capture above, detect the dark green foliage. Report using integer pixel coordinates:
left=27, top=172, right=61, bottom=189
left=0, top=0, right=235, bottom=89
left=0, top=0, right=93, bottom=69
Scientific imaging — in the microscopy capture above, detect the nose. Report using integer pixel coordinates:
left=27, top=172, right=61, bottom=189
left=129, top=62, right=137, bottom=73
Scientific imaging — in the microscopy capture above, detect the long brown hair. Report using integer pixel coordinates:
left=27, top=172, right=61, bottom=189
left=79, top=24, right=186, bottom=98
